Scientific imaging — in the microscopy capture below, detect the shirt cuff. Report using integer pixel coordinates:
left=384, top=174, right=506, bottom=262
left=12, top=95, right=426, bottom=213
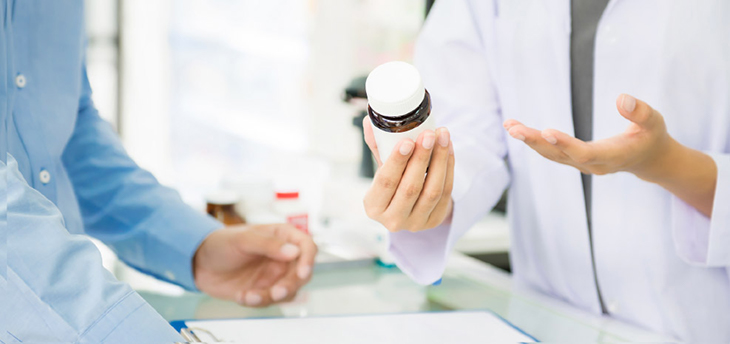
left=389, top=158, right=510, bottom=285
left=78, top=291, right=183, bottom=343
left=390, top=218, right=453, bottom=285
left=671, top=152, right=730, bottom=266
left=127, top=205, right=222, bottom=291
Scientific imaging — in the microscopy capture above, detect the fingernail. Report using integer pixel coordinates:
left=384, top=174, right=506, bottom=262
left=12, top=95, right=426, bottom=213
left=621, top=94, right=636, bottom=113
left=399, top=140, right=414, bottom=155
left=542, top=133, right=557, bottom=144
left=245, top=292, right=262, bottom=306
left=235, top=290, right=245, bottom=304
left=297, top=265, right=312, bottom=279
left=271, top=285, right=288, bottom=301
left=438, top=129, right=449, bottom=147
left=280, top=243, right=300, bottom=258
left=422, top=132, right=436, bottom=149
left=449, top=144, right=454, bottom=155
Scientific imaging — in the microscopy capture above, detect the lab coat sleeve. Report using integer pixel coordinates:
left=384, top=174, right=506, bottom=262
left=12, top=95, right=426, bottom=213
left=2, top=155, right=183, bottom=343
left=60, top=63, right=222, bottom=291
left=388, top=0, right=510, bottom=285
left=671, top=152, right=730, bottom=266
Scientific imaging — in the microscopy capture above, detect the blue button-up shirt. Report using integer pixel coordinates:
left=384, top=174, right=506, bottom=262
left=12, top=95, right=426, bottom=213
left=1, top=1, right=222, bottom=342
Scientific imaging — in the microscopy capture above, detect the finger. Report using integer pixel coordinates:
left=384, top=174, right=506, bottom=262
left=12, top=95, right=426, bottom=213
left=267, top=262, right=303, bottom=303
left=507, top=124, right=570, bottom=163
left=410, top=128, right=451, bottom=225
left=503, top=119, right=521, bottom=131
left=235, top=260, right=293, bottom=307
left=386, top=130, right=437, bottom=220
left=363, top=139, right=415, bottom=215
left=543, top=128, right=638, bottom=169
left=272, top=224, right=317, bottom=280
left=540, top=129, right=598, bottom=164
left=272, top=286, right=299, bottom=304
left=236, top=289, right=273, bottom=308
left=281, top=291, right=298, bottom=303
left=363, top=116, right=383, bottom=167
left=616, top=94, right=658, bottom=128
left=425, top=146, right=455, bottom=229
left=234, top=229, right=301, bottom=262
left=250, top=261, right=288, bottom=290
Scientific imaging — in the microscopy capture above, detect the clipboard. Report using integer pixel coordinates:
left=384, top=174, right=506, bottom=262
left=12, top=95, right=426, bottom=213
left=171, top=310, right=538, bottom=343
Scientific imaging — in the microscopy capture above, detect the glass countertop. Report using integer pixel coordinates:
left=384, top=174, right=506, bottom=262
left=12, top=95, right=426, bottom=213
left=139, top=254, right=671, bottom=342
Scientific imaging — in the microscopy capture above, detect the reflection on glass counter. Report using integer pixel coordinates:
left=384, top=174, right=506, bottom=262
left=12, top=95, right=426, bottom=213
left=140, top=254, right=672, bottom=343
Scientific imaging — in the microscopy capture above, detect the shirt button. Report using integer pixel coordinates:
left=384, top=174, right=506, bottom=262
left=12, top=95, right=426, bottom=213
left=15, top=74, right=27, bottom=88
left=39, top=169, right=51, bottom=184
left=607, top=300, right=619, bottom=314
left=164, top=271, right=176, bottom=281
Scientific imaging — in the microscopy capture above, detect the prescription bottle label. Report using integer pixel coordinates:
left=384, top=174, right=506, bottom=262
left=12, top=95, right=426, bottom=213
left=287, top=213, right=309, bottom=234
left=372, top=114, right=436, bottom=163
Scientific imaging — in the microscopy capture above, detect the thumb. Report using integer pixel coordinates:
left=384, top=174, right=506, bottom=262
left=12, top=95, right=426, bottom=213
left=616, top=94, right=658, bottom=128
left=363, top=115, right=383, bottom=167
left=235, top=230, right=301, bottom=262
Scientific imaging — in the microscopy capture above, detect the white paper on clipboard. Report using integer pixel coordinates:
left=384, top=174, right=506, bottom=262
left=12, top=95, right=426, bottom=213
left=178, top=311, right=536, bottom=343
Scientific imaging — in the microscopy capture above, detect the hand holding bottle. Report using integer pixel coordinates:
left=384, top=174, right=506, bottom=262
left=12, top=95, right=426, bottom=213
left=362, top=119, right=455, bottom=233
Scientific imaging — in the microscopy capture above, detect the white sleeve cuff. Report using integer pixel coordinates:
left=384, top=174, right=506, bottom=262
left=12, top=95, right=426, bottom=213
left=390, top=219, right=452, bottom=285
left=388, top=161, right=510, bottom=285
left=671, top=152, right=730, bottom=266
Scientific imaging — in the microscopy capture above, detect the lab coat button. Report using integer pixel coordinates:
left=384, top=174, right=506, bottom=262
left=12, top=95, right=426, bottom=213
left=39, top=169, right=51, bottom=184
left=607, top=301, right=619, bottom=314
left=165, top=271, right=176, bottom=281
left=15, top=74, right=27, bottom=88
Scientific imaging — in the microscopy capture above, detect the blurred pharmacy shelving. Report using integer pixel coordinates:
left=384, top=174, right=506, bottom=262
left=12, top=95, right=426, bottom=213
left=86, top=0, right=511, bottom=293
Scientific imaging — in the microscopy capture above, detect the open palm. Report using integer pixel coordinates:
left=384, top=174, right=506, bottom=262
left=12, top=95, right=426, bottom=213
left=504, top=94, right=672, bottom=180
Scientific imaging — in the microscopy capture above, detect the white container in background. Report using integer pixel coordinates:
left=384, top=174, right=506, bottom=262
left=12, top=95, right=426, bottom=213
left=220, top=174, right=279, bottom=224
left=274, top=190, right=309, bottom=234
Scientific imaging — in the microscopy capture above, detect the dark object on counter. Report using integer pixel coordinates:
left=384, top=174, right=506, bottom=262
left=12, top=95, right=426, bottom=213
left=207, top=202, right=246, bottom=225
left=343, top=76, right=375, bottom=178
left=343, top=76, right=367, bottom=102
left=206, top=191, right=246, bottom=225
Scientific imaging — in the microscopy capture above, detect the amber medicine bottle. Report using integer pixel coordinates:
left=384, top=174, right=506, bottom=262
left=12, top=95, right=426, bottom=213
left=366, top=61, right=435, bottom=163
left=205, top=190, right=246, bottom=225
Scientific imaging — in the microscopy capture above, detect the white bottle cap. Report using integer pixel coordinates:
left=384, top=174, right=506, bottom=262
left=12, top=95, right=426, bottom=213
left=366, top=61, right=425, bottom=117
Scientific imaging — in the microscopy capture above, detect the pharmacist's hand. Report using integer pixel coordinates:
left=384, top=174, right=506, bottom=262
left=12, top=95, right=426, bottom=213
left=503, top=94, right=672, bottom=180
left=362, top=118, right=455, bottom=232
left=193, top=224, right=317, bottom=307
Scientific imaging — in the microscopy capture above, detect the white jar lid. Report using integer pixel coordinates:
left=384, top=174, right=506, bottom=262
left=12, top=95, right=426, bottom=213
left=366, top=61, right=425, bottom=117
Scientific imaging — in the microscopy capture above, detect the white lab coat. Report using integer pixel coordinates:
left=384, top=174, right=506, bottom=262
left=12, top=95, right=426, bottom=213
left=388, top=0, right=730, bottom=341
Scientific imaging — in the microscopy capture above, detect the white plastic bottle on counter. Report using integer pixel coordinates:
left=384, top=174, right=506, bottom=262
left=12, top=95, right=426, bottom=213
left=274, top=190, right=309, bottom=234
left=220, top=174, right=278, bottom=224
left=366, top=61, right=436, bottom=163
